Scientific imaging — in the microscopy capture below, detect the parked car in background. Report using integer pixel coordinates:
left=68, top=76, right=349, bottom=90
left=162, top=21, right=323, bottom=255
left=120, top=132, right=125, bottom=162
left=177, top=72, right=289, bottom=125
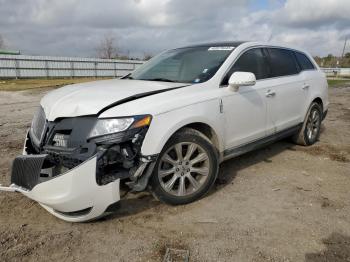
left=0, top=41, right=328, bottom=222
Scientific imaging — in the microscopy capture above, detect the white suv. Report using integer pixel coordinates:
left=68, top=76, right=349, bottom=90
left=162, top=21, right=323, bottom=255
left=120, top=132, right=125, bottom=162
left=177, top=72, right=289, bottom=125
left=0, top=41, right=329, bottom=222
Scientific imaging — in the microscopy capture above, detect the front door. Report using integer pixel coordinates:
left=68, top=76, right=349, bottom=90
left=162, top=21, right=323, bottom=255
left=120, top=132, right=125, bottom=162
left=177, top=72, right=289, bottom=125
left=221, top=82, right=269, bottom=150
left=221, top=48, right=271, bottom=150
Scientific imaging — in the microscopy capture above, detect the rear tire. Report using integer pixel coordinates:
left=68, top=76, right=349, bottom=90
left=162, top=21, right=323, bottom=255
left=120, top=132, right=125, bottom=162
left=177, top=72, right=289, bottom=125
left=150, top=128, right=218, bottom=205
left=292, top=102, right=322, bottom=146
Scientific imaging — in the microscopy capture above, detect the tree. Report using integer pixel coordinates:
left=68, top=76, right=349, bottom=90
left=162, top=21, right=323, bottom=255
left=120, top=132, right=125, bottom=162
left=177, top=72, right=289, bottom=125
left=0, top=34, right=4, bottom=49
left=96, top=35, right=118, bottom=59
left=345, top=52, right=350, bottom=59
left=313, top=56, right=322, bottom=65
left=143, top=53, right=152, bottom=61
left=325, top=54, right=334, bottom=61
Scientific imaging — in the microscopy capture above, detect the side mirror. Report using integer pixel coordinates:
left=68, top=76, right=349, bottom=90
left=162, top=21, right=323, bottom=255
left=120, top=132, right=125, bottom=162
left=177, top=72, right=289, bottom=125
left=228, top=72, right=256, bottom=91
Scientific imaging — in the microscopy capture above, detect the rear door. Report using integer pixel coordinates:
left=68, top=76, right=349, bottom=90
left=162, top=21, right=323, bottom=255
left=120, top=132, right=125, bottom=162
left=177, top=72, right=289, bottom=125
left=264, top=48, right=307, bottom=133
left=294, top=51, right=318, bottom=114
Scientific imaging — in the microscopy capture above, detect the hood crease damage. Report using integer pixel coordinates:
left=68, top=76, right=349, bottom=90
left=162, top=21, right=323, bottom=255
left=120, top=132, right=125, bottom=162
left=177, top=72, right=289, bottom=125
left=97, top=84, right=190, bottom=116
left=40, top=79, right=190, bottom=121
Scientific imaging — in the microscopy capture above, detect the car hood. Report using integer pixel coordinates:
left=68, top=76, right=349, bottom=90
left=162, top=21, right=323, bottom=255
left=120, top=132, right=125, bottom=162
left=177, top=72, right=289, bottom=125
left=41, top=79, right=188, bottom=121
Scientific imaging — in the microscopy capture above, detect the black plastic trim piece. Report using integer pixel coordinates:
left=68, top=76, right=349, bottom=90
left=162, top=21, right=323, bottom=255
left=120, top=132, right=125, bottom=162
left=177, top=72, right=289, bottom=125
left=54, top=207, right=92, bottom=217
left=11, top=154, right=48, bottom=190
left=322, top=109, right=328, bottom=121
left=104, top=201, right=121, bottom=213
left=223, top=124, right=302, bottom=159
left=141, top=153, right=159, bottom=162
left=129, top=161, right=156, bottom=192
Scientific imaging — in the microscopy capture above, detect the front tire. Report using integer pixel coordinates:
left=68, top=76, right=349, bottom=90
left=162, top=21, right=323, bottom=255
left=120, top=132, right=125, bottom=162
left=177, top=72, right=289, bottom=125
left=293, top=102, right=322, bottom=146
left=150, top=128, right=218, bottom=205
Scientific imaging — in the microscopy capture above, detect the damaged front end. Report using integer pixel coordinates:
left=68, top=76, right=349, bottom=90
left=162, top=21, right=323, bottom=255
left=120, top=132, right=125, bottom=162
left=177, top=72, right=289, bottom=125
left=0, top=107, right=157, bottom=222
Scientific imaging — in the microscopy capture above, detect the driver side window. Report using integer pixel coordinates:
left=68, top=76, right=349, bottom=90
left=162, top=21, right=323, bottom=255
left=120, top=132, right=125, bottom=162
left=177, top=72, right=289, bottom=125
left=222, top=48, right=270, bottom=85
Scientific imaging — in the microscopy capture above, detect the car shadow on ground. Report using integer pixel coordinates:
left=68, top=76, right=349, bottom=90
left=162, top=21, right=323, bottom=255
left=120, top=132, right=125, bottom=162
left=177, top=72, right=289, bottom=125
left=101, top=125, right=327, bottom=221
left=211, top=139, right=297, bottom=193
left=305, top=232, right=350, bottom=261
left=212, top=123, right=327, bottom=192
left=98, top=193, right=161, bottom=222
left=102, top=139, right=297, bottom=222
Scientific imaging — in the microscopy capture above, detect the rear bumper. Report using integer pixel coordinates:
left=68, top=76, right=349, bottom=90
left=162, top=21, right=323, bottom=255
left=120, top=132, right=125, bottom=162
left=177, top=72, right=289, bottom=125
left=0, top=156, right=120, bottom=222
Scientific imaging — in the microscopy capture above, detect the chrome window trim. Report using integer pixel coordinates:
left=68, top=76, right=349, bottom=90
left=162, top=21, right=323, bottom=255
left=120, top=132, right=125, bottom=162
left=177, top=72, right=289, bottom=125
left=219, top=45, right=317, bottom=87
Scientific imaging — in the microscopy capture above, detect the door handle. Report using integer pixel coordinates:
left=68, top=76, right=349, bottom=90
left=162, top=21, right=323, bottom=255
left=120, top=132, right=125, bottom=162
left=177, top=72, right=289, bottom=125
left=266, top=90, right=276, bottom=97
left=302, top=84, right=310, bottom=90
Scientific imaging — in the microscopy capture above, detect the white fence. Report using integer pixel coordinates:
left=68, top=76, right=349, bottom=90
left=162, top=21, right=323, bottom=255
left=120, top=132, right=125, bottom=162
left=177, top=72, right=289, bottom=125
left=0, top=54, right=144, bottom=78
left=321, top=68, right=350, bottom=77
left=1, top=55, right=348, bottom=79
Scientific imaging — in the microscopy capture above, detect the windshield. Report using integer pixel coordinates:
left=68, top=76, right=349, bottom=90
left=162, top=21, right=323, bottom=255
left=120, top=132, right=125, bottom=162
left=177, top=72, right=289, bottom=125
left=128, top=46, right=234, bottom=84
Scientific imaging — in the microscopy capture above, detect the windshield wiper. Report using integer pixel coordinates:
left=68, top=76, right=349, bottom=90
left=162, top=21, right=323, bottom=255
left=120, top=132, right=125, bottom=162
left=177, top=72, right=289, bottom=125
left=141, top=78, right=177, bottom=83
left=121, top=73, right=134, bottom=79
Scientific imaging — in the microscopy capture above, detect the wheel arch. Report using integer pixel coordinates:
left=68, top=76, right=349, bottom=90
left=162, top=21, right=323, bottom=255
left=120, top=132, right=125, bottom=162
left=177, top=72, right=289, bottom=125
left=302, top=96, right=324, bottom=121
left=158, top=121, right=223, bottom=155
left=141, top=116, right=224, bottom=158
left=312, top=97, right=323, bottom=111
left=181, top=122, right=221, bottom=153
left=304, top=96, right=324, bottom=120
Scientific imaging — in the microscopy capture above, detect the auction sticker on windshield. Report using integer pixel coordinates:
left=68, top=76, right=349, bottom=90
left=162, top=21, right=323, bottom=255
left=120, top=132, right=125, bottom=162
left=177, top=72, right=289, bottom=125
left=208, top=46, right=235, bottom=51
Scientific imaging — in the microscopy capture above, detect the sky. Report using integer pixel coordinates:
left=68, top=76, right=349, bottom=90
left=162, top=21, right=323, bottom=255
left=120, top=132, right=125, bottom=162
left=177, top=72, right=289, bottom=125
left=0, top=0, right=349, bottom=58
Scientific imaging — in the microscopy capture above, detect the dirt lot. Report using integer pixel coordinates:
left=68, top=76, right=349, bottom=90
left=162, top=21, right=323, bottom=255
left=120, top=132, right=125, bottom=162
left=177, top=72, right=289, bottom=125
left=0, top=78, right=111, bottom=91
left=0, top=84, right=350, bottom=262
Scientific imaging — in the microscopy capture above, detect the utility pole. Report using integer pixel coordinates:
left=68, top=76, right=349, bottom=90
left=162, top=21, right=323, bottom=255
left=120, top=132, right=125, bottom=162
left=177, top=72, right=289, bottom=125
left=341, top=38, right=347, bottom=59
left=340, top=38, right=348, bottom=68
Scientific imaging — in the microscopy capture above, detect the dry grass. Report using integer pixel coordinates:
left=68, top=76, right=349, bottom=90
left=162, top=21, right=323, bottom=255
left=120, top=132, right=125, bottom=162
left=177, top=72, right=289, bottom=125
left=0, top=78, right=113, bottom=91
left=327, top=79, right=350, bottom=88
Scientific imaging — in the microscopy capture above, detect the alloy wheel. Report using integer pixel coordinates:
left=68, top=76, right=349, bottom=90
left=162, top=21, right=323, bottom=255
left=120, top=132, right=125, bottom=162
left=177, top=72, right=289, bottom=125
left=158, top=142, right=210, bottom=197
left=306, top=108, right=321, bottom=141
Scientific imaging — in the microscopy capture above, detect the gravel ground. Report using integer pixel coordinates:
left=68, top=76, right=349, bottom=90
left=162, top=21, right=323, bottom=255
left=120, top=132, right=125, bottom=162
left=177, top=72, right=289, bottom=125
left=0, top=86, right=349, bottom=262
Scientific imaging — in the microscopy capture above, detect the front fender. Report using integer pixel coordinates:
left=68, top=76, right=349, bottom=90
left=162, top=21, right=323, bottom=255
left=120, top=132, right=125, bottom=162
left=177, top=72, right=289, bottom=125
left=141, top=99, right=224, bottom=156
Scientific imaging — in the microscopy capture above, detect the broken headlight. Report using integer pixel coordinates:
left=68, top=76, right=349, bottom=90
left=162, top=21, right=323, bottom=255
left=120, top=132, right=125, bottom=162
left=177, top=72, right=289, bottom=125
left=88, top=115, right=152, bottom=143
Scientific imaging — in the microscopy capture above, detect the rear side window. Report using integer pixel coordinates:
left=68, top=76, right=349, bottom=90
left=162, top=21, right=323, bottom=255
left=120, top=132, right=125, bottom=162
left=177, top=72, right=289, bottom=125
left=295, top=51, right=315, bottom=71
left=222, top=48, right=270, bottom=85
left=267, top=48, right=298, bottom=77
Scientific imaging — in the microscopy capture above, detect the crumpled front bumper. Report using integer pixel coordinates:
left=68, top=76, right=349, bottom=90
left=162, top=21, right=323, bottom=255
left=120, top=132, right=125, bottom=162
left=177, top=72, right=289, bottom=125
left=0, top=155, right=120, bottom=222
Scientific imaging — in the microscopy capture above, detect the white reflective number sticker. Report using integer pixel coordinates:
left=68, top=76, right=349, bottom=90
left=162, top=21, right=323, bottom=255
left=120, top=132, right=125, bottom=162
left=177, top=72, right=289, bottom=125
left=208, top=46, right=235, bottom=51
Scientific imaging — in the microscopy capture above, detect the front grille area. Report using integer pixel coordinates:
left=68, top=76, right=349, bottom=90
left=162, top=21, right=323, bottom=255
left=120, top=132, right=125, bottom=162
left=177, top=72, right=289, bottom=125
left=30, top=107, right=47, bottom=145
left=52, top=133, right=70, bottom=147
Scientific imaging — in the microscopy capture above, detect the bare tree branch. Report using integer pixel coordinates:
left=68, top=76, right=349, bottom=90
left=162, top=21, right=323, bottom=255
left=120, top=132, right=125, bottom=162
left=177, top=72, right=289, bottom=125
left=95, top=35, right=118, bottom=59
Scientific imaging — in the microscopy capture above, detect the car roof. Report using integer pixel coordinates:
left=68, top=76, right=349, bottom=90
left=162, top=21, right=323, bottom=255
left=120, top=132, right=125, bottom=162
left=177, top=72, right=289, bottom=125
left=179, top=41, right=304, bottom=52
left=173, top=41, right=313, bottom=59
left=179, top=41, right=247, bottom=49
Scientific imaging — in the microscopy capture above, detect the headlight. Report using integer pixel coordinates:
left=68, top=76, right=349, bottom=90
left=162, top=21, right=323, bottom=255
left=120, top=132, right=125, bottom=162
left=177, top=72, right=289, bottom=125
left=88, top=115, right=152, bottom=141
